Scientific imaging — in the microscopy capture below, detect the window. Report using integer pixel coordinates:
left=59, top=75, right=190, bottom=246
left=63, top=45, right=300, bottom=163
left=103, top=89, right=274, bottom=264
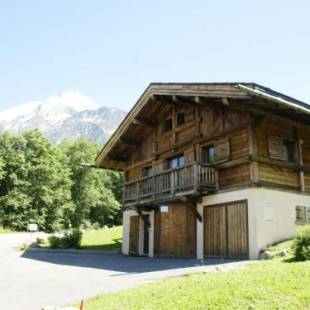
left=142, top=166, right=153, bottom=177
left=268, top=135, right=297, bottom=162
left=167, top=154, right=185, bottom=169
left=296, top=206, right=310, bottom=224
left=176, top=113, right=185, bottom=126
left=201, top=145, right=216, bottom=164
left=162, top=118, right=172, bottom=133
left=283, top=141, right=296, bottom=162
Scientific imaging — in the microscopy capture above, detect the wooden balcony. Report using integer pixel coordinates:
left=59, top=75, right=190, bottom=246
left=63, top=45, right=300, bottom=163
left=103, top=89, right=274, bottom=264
left=124, top=162, right=217, bottom=207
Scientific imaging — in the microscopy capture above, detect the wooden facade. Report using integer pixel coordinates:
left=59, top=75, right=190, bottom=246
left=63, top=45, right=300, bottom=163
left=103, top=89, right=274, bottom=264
left=96, top=83, right=310, bottom=258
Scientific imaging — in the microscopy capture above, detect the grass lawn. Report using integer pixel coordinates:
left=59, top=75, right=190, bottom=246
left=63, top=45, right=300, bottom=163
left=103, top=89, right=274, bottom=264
left=76, top=224, right=310, bottom=310
left=0, top=226, right=13, bottom=234
left=80, top=225, right=122, bottom=250
left=77, top=261, right=310, bottom=310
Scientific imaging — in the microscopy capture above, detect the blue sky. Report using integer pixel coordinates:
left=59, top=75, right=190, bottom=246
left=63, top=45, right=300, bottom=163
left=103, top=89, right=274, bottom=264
left=1, top=0, right=310, bottom=111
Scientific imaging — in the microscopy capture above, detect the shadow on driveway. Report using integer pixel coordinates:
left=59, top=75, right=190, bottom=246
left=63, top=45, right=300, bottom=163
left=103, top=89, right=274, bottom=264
left=21, top=250, right=243, bottom=273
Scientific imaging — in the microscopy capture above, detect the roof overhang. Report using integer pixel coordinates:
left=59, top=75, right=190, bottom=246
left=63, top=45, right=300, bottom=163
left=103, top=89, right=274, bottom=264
left=95, top=82, right=310, bottom=170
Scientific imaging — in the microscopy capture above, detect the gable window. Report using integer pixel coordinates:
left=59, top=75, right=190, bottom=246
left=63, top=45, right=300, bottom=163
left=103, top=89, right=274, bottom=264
left=167, top=154, right=185, bottom=169
left=176, top=113, right=185, bottom=126
left=201, top=145, right=216, bottom=164
left=162, top=118, right=172, bottom=133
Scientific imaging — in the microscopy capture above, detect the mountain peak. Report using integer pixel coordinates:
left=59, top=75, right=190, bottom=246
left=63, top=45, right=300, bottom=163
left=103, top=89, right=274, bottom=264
left=0, top=91, right=126, bottom=144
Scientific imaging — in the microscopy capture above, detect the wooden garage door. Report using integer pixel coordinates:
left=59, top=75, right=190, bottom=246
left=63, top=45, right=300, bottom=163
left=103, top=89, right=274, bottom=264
left=154, top=205, right=196, bottom=257
left=204, top=200, right=248, bottom=258
left=129, top=215, right=139, bottom=255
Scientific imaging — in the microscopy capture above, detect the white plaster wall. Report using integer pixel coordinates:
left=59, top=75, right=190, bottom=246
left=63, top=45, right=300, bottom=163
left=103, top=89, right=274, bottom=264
left=199, top=187, right=310, bottom=259
left=122, top=209, right=155, bottom=257
left=251, top=188, right=310, bottom=254
left=122, top=209, right=138, bottom=255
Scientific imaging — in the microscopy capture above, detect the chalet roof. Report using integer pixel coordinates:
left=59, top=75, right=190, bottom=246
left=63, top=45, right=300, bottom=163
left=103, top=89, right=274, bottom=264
left=95, top=82, right=310, bottom=170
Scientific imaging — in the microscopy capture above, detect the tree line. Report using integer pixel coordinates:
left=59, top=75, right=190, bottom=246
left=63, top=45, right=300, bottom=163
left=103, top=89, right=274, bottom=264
left=0, top=130, right=123, bottom=232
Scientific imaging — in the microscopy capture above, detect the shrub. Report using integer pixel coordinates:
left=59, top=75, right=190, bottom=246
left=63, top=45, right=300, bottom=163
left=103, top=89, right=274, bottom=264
left=48, top=229, right=82, bottom=249
left=294, top=228, right=310, bottom=261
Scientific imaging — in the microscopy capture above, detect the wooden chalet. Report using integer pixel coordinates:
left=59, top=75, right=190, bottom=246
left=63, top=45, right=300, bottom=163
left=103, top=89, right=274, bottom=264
left=95, top=83, right=310, bottom=259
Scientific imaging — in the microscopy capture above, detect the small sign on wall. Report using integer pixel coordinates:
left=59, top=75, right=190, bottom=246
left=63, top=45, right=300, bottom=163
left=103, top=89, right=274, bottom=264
left=27, top=223, right=38, bottom=232
left=160, top=206, right=169, bottom=213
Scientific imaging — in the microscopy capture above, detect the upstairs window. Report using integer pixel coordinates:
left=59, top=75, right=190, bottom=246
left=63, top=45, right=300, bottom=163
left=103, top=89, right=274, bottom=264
left=176, top=113, right=185, bottom=126
left=284, top=141, right=296, bottom=162
left=268, top=136, right=296, bottom=162
left=201, top=145, right=216, bottom=164
left=142, top=166, right=153, bottom=177
left=167, top=155, right=185, bottom=169
left=162, top=118, right=172, bottom=133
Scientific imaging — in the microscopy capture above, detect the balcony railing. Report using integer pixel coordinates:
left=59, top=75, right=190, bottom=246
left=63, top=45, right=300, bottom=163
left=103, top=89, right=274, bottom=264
left=124, top=162, right=217, bottom=206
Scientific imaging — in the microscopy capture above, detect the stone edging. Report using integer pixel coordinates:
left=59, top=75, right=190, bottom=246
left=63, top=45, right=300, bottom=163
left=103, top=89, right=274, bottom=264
left=26, top=247, right=121, bottom=255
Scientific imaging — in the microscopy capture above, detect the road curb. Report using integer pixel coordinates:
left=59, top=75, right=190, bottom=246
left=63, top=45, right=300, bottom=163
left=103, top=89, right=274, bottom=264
left=26, top=247, right=121, bottom=255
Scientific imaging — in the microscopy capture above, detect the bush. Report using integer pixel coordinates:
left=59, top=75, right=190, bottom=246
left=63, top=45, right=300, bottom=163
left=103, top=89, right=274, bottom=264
left=48, top=229, right=82, bottom=249
left=294, top=228, right=310, bottom=261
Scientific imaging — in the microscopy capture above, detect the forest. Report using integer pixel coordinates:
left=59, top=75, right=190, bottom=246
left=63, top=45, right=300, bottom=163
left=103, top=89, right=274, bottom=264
left=0, top=130, right=123, bottom=232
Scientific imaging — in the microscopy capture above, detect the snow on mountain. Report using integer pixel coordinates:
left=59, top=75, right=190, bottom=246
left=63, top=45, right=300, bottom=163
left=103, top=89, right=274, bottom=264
left=0, top=90, right=127, bottom=144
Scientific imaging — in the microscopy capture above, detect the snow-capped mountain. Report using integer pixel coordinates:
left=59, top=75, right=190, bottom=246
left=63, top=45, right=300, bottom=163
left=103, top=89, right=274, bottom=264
left=0, top=90, right=127, bottom=144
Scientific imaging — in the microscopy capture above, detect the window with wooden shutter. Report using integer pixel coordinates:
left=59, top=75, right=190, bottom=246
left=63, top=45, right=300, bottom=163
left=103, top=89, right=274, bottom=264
left=268, top=136, right=285, bottom=160
left=296, top=206, right=306, bottom=223
left=215, top=139, right=230, bottom=162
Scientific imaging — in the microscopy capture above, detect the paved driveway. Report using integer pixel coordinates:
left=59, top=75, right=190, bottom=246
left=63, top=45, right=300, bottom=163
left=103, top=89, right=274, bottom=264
left=0, top=233, right=250, bottom=310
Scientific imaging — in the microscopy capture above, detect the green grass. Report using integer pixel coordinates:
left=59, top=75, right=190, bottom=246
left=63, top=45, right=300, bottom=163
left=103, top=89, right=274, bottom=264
left=76, top=224, right=310, bottom=310
left=0, top=226, right=13, bottom=234
left=41, top=225, right=122, bottom=250
left=76, top=261, right=310, bottom=310
left=80, top=225, right=122, bottom=250
left=268, top=224, right=310, bottom=260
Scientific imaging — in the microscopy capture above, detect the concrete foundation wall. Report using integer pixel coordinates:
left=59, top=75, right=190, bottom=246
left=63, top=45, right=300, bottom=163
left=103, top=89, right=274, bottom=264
left=123, top=188, right=310, bottom=259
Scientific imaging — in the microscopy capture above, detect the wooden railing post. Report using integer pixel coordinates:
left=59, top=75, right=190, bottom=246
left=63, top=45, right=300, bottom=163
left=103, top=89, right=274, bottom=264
left=136, top=181, right=139, bottom=204
left=171, top=170, right=175, bottom=197
left=193, top=163, right=198, bottom=192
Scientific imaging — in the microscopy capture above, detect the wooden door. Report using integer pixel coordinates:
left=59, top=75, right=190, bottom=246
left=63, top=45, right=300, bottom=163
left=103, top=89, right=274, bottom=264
left=154, top=205, right=196, bottom=257
left=227, top=201, right=248, bottom=257
left=204, top=200, right=248, bottom=258
left=129, top=215, right=140, bottom=255
left=204, top=205, right=227, bottom=257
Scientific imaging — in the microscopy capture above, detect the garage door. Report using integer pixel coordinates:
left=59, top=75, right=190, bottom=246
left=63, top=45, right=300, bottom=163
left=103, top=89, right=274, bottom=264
left=129, top=215, right=140, bottom=255
left=204, top=200, right=248, bottom=258
left=154, top=204, right=196, bottom=257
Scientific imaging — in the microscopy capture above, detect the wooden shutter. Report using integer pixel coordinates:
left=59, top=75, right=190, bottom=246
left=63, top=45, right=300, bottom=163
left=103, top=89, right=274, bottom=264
left=184, top=146, right=195, bottom=163
left=268, top=136, right=285, bottom=160
left=153, top=159, right=165, bottom=173
left=215, top=139, right=230, bottom=162
left=296, top=206, right=306, bottom=223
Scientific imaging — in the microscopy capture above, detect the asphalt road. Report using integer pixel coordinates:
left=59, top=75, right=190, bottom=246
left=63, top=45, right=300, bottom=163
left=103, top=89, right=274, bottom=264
left=0, top=233, right=250, bottom=310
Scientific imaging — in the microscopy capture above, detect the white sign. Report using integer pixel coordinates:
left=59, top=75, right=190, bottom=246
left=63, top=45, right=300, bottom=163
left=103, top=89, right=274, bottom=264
left=160, top=206, right=169, bottom=213
left=27, top=223, right=38, bottom=232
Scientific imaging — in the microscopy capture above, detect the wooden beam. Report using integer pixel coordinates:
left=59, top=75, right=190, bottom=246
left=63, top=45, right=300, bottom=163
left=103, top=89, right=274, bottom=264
left=188, top=200, right=202, bottom=222
left=133, top=117, right=156, bottom=128
left=295, top=127, right=305, bottom=191
left=137, top=210, right=151, bottom=228
left=108, top=155, right=128, bottom=163
left=120, top=137, right=140, bottom=146
left=222, top=97, right=230, bottom=106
